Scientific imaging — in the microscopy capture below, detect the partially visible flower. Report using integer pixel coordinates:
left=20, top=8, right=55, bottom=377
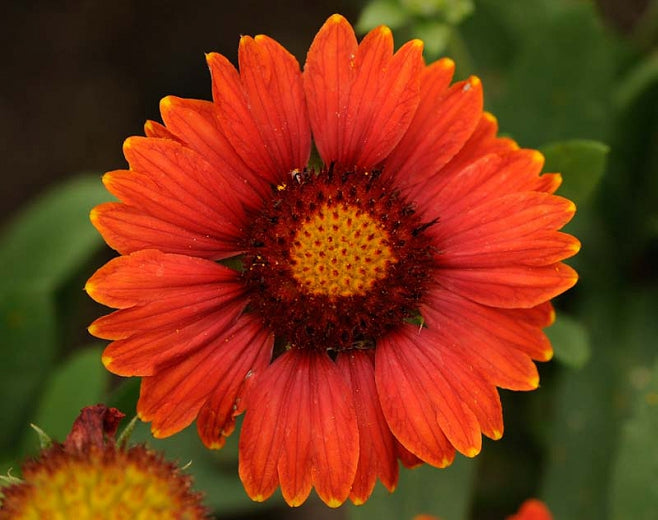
left=87, top=13, right=579, bottom=508
left=0, top=405, right=208, bottom=520
left=412, top=498, right=553, bottom=520
left=507, top=498, right=553, bottom=520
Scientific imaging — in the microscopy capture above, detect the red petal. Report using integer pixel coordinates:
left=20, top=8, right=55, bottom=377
left=159, top=96, right=270, bottom=206
left=87, top=250, right=247, bottom=376
left=422, top=289, right=547, bottom=389
left=304, top=15, right=423, bottom=170
left=144, top=119, right=179, bottom=141
left=408, top=117, right=561, bottom=206
left=303, top=14, right=358, bottom=167
left=396, top=440, right=424, bottom=468
left=431, top=191, right=580, bottom=268
left=86, top=249, right=240, bottom=308
left=336, top=350, right=398, bottom=504
left=239, top=350, right=358, bottom=507
left=507, top=499, right=554, bottom=520
left=437, top=262, right=578, bottom=309
left=196, top=315, right=273, bottom=449
left=207, top=40, right=309, bottom=184
left=428, top=341, right=504, bottom=440
left=90, top=280, right=243, bottom=341
left=377, top=325, right=481, bottom=463
left=387, top=73, right=482, bottom=188
left=109, top=136, right=246, bottom=234
left=91, top=203, right=241, bottom=260
left=238, top=35, right=311, bottom=173
left=136, top=315, right=264, bottom=438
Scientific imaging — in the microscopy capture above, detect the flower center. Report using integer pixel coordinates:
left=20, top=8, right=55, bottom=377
left=241, top=168, right=437, bottom=353
left=288, top=202, right=396, bottom=298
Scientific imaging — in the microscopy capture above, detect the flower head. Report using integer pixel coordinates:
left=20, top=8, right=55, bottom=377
left=86, top=14, right=579, bottom=507
left=0, top=405, right=208, bottom=519
left=412, top=498, right=553, bottom=520
left=507, top=499, right=553, bottom=520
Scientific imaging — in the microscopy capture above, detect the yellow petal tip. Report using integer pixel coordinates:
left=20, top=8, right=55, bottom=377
left=328, top=14, right=346, bottom=24
left=465, top=446, right=481, bottom=458
left=324, top=497, right=344, bottom=509
left=100, top=353, right=113, bottom=367
left=531, top=149, right=545, bottom=165
left=483, top=111, right=498, bottom=124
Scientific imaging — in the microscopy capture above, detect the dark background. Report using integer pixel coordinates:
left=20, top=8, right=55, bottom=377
left=0, top=0, right=360, bottom=223
left=0, top=0, right=648, bottom=225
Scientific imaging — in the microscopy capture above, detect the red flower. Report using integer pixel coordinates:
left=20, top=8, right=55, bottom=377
left=507, top=499, right=554, bottom=520
left=87, top=14, right=579, bottom=507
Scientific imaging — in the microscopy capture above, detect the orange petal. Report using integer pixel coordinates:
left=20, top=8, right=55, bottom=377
left=159, top=96, right=270, bottom=206
left=136, top=315, right=264, bottom=438
left=396, top=440, right=424, bottom=468
left=432, top=192, right=580, bottom=268
left=336, top=350, right=398, bottom=504
left=406, top=111, right=515, bottom=199
left=144, top=119, right=179, bottom=140
left=114, top=136, right=246, bottom=232
left=387, top=72, right=482, bottom=187
left=86, top=249, right=239, bottom=309
left=415, top=149, right=554, bottom=219
left=90, top=279, right=244, bottom=341
left=351, top=37, right=424, bottom=168
left=207, top=39, right=309, bottom=184
left=196, top=315, right=273, bottom=449
left=100, top=307, right=243, bottom=377
left=507, top=499, right=553, bottom=520
left=90, top=202, right=241, bottom=260
left=377, top=325, right=480, bottom=463
left=304, top=15, right=423, bottom=170
left=437, top=262, right=578, bottom=310
left=239, top=350, right=358, bottom=507
left=303, top=14, right=358, bottom=167
left=422, top=289, right=547, bottom=389
left=238, top=34, right=311, bottom=173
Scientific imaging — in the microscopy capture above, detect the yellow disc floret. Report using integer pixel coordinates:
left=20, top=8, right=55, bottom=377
left=0, top=445, right=206, bottom=520
left=289, top=203, right=397, bottom=298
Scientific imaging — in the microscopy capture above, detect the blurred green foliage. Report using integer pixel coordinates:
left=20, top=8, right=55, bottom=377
left=1, top=0, right=657, bottom=519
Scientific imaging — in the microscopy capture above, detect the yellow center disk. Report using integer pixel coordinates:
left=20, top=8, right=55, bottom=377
left=289, top=203, right=397, bottom=298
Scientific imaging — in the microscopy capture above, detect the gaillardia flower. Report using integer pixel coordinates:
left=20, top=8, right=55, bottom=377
left=507, top=499, right=553, bottom=520
left=86, top=14, right=579, bottom=507
left=0, top=405, right=208, bottom=519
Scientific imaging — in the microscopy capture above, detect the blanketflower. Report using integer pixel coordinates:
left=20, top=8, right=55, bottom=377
left=86, top=14, right=579, bottom=507
left=0, top=405, right=208, bottom=519
left=507, top=499, right=553, bottom=520
left=412, top=498, right=553, bottom=520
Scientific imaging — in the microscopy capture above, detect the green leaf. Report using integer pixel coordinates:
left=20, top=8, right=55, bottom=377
left=541, top=140, right=609, bottom=206
left=413, top=20, right=452, bottom=59
left=541, top=291, right=658, bottom=520
left=545, top=314, right=591, bottom=369
left=348, top=456, right=477, bottom=520
left=610, top=357, right=658, bottom=520
left=472, top=1, right=619, bottom=147
left=357, top=0, right=410, bottom=32
left=614, top=51, right=658, bottom=111
left=611, top=375, right=658, bottom=516
left=25, top=345, right=109, bottom=446
left=0, top=288, right=56, bottom=455
left=0, top=174, right=110, bottom=291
